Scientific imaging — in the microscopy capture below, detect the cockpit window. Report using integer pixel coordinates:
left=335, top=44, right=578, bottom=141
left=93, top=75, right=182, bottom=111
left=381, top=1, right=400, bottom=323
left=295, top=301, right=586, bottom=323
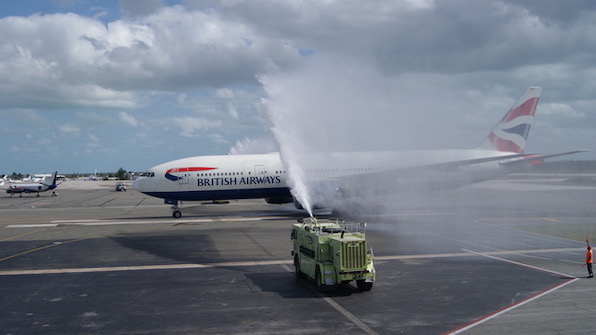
left=141, top=172, right=155, bottom=177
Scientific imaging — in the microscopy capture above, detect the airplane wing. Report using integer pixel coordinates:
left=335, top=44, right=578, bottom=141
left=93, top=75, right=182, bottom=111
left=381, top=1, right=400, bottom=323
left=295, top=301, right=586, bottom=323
left=331, top=153, right=525, bottom=183
left=327, top=151, right=587, bottom=195
left=503, top=150, right=592, bottom=167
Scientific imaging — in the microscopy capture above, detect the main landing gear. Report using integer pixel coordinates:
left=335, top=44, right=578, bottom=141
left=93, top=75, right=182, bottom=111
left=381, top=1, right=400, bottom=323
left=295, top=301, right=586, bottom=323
left=165, top=199, right=183, bottom=218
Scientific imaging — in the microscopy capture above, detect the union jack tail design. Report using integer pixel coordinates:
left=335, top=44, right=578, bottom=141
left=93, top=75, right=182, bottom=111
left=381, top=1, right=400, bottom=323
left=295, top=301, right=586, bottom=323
left=479, top=87, right=541, bottom=153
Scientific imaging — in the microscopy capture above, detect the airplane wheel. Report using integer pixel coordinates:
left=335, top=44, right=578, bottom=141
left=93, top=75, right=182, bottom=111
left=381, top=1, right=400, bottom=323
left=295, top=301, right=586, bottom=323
left=172, top=210, right=182, bottom=218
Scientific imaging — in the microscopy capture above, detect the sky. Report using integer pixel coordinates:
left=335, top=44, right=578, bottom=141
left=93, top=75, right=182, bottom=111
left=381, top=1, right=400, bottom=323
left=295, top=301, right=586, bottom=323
left=0, top=0, right=594, bottom=175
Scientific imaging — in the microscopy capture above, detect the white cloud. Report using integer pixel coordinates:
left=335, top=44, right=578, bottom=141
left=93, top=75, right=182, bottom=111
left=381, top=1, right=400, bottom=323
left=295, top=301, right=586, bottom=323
left=227, top=104, right=239, bottom=119
left=119, top=111, right=139, bottom=127
left=59, top=124, right=81, bottom=136
left=216, top=88, right=236, bottom=99
left=0, top=7, right=300, bottom=109
left=3, top=109, right=45, bottom=124
left=173, top=116, right=223, bottom=138
left=540, top=103, right=585, bottom=118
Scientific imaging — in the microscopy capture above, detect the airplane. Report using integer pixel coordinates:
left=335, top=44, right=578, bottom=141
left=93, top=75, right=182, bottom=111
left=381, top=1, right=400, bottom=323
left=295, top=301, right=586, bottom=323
left=5, top=171, right=60, bottom=197
left=133, top=87, right=586, bottom=218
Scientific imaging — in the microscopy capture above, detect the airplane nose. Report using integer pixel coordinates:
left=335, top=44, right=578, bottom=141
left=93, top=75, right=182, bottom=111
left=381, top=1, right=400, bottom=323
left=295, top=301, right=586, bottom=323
left=132, top=178, right=143, bottom=191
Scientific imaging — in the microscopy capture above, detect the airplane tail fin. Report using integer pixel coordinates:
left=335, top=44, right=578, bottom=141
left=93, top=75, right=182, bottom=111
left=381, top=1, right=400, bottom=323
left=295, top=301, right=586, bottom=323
left=42, top=171, right=58, bottom=187
left=479, top=87, right=541, bottom=153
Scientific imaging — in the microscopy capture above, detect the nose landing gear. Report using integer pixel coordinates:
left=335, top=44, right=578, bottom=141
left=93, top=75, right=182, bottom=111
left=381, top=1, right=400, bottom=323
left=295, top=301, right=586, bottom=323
left=165, top=199, right=183, bottom=218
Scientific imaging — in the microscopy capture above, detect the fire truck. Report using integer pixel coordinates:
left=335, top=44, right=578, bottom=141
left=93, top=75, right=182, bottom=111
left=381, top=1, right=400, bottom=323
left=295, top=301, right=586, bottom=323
left=291, top=217, right=375, bottom=291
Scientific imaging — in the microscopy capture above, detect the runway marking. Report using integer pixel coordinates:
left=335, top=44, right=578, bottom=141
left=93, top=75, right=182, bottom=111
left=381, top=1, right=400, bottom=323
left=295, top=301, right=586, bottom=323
left=0, top=247, right=581, bottom=276
left=446, top=277, right=579, bottom=334
left=320, top=295, right=378, bottom=335
left=475, top=217, right=562, bottom=224
left=462, top=248, right=575, bottom=279
left=6, top=224, right=59, bottom=228
left=0, top=238, right=88, bottom=263
left=5, top=216, right=290, bottom=228
left=0, top=228, right=48, bottom=241
left=444, top=249, right=579, bottom=334
left=374, top=209, right=451, bottom=217
left=279, top=263, right=378, bottom=335
left=375, top=247, right=582, bottom=261
left=0, top=260, right=293, bottom=275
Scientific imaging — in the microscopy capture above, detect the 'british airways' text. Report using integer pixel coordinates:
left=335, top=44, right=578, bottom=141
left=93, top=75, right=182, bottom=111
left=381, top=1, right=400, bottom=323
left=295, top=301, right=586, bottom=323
left=197, top=176, right=282, bottom=187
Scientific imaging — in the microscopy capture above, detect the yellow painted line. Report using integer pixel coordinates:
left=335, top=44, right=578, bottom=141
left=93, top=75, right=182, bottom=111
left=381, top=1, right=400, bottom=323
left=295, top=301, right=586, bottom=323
left=0, top=238, right=88, bottom=263
left=0, top=228, right=47, bottom=242
left=540, top=217, right=561, bottom=222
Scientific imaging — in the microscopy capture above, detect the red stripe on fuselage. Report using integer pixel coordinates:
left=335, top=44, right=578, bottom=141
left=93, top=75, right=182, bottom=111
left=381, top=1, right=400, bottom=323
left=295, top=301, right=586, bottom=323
left=166, top=167, right=217, bottom=174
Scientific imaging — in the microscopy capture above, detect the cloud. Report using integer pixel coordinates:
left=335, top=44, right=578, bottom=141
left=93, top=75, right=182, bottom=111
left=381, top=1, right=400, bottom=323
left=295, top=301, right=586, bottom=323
left=1, top=1, right=596, bottom=173
left=230, top=135, right=278, bottom=154
left=2, top=109, right=46, bottom=124
left=119, top=111, right=139, bottom=127
left=0, top=6, right=301, bottom=109
left=58, top=124, right=81, bottom=136
left=540, top=102, right=585, bottom=118
left=173, top=116, right=223, bottom=138
left=216, top=88, right=236, bottom=99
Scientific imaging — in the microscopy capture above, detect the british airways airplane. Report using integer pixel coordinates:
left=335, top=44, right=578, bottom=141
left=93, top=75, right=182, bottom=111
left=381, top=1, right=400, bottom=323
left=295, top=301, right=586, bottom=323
left=133, top=87, right=583, bottom=218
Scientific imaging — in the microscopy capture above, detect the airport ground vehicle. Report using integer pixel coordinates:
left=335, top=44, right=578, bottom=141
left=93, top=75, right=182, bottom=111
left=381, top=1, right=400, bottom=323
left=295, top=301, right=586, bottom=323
left=115, top=182, right=127, bottom=191
left=291, top=217, right=375, bottom=291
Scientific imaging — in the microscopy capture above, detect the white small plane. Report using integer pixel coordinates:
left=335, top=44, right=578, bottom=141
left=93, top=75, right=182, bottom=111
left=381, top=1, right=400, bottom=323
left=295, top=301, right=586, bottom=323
left=5, top=171, right=60, bottom=197
left=133, top=87, right=585, bottom=218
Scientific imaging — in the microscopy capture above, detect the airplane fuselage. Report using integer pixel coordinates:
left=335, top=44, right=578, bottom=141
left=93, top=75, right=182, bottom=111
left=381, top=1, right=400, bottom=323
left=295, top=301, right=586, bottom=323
left=134, top=153, right=290, bottom=202
left=132, top=150, right=517, bottom=204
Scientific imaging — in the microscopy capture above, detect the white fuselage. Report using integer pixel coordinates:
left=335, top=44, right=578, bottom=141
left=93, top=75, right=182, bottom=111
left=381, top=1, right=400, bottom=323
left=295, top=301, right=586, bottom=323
left=132, top=150, right=517, bottom=203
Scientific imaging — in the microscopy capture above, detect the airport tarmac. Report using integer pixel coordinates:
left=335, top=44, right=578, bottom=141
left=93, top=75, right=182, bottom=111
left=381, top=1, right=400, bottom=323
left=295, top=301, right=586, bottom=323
left=1, top=176, right=595, bottom=334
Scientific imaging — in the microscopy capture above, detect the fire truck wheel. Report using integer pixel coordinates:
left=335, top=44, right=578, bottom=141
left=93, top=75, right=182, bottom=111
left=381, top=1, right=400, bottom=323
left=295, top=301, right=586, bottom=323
left=356, top=280, right=373, bottom=292
left=294, top=256, right=304, bottom=278
left=315, top=267, right=325, bottom=291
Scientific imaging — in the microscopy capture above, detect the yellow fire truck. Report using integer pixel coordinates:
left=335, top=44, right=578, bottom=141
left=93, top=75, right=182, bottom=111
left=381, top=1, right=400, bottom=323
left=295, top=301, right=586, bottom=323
left=291, top=217, right=375, bottom=291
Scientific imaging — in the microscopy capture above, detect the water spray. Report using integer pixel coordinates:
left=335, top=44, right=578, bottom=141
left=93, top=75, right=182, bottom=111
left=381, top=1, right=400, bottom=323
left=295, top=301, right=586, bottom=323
left=259, top=76, right=314, bottom=217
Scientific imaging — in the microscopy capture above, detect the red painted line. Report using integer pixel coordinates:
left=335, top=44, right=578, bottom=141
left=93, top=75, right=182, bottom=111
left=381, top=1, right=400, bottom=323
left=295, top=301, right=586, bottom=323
left=443, top=249, right=579, bottom=334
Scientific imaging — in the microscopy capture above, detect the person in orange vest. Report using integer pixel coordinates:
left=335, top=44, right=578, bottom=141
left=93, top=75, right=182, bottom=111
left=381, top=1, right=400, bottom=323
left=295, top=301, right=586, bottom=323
left=584, top=245, right=593, bottom=278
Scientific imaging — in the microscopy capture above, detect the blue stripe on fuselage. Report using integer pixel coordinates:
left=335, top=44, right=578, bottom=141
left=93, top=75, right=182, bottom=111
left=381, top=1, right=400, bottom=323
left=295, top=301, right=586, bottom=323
left=142, top=187, right=292, bottom=201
